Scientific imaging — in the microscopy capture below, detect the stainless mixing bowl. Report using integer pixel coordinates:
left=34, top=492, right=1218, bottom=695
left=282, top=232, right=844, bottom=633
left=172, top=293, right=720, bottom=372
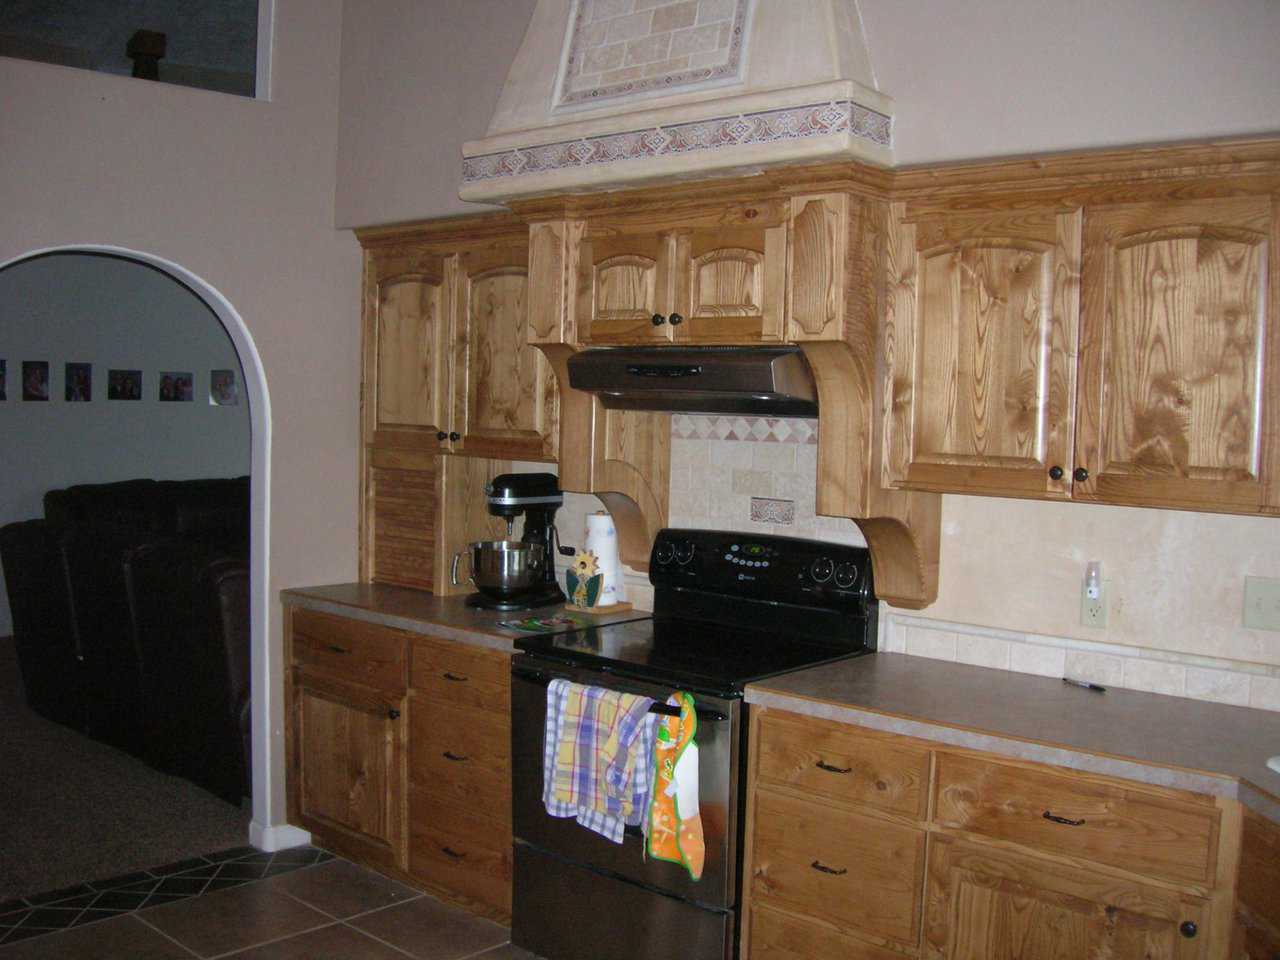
left=452, top=539, right=546, bottom=599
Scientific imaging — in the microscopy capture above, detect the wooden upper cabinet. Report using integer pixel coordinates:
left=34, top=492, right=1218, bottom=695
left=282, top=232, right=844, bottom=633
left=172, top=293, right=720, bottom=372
left=574, top=201, right=787, bottom=345
left=372, top=263, right=450, bottom=440
left=884, top=204, right=1082, bottom=498
left=453, top=245, right=557, bottom=460
left=1075, top=195, right=1280, bottom=513
left=671, top=217, right=787, bottom=343
left=577, top=233, right=673, bottom=343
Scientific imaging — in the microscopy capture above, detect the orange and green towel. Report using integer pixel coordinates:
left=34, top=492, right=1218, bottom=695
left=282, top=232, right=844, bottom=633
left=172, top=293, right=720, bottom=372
left=646, top=691, right=705, bottom=881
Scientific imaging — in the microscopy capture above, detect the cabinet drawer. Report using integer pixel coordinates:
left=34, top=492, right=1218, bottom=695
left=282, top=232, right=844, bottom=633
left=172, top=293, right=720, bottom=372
left=756, top=710, right=930, bottom=819
left=750, top=788, right=925, bottom=947
left=748, top=904, right=906, bottom=960
left=291, top=608, right=407, bottom=692
left=410, top=636, right=509, bottom=711
left=409, top=803, right=512, bottom=917
left=409, top=699, right=510, bottom=820
left=934, top=753, right=1218, bottom=885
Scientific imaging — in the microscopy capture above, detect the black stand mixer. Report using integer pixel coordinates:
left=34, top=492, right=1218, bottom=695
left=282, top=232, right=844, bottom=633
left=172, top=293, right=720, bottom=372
left=463, top=473, right=569, bottom=611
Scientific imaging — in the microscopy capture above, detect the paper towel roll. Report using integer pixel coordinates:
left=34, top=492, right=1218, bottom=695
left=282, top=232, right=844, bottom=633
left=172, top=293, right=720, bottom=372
left=584, top=511, right=624, bottom=606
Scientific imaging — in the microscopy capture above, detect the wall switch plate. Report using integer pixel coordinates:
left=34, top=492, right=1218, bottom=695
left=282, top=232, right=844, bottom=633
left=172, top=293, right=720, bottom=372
left=1244, top=576, right=1280, bottom=631
left=1080, top=581, right=1107, bottom=627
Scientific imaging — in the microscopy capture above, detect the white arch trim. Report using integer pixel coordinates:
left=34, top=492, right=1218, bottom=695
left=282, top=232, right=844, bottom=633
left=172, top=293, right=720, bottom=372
left=0, top=245, right=308, bottom=852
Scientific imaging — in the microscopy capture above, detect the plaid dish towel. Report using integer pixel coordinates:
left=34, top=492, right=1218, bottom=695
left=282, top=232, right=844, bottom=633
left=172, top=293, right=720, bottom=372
left=543, top=678, right=656, bottom=843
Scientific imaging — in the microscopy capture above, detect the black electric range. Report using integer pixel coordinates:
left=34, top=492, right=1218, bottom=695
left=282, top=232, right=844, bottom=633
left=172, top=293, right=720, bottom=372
left=509, top=528, right=879, bottom=960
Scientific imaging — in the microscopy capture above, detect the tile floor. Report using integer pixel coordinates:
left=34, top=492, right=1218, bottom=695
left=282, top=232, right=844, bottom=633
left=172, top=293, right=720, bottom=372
left=0, top=848, right=536, bottom=959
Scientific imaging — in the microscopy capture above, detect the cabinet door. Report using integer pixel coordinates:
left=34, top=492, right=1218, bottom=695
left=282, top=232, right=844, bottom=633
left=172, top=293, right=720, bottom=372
left=885, top=205, right=1081, bottom=498
left=453, top=244, right=558, bottom=460
left=577, top=233, right=674, bottom=343
left=1076, top=195, right=1280, bottom=513
left=290, top=670, right=405, bottom=871
left=924, top=836, right=1210, bottom=960
left=672, top=206, right=787, bottom=343
left=369, top=263, right=451, bottom=441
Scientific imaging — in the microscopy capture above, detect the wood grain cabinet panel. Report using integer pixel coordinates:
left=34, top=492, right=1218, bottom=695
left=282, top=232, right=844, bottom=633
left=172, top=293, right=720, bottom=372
left=409, top=802, right=512, bottom=917
left=291, top=609, right=409, bottom=692
left=924, top=835, right=1211, bottom=960
left=671, top=217, right=787, bottom=343
left=1076, top=195, right=1280, bottom=513
left=750, top=788, right=926, bottom=948
left=372, top=267, right=450, bottom=438
left=884, top=205, right=1082, bottom=499
left=933, top=753, right=1218, bottom=886
left=577, top=234, right=673, bottom=343
left=755, top=709, right=930, bottom=818
left=453, top=245, right=557, bottom=460
left=410, top=636, right=510, bottom=712
left=289, top=670, right=406, bottom=872
left=748, top=903, right=907, bottom=960
left=1236, top=807, right=1280, bottom=957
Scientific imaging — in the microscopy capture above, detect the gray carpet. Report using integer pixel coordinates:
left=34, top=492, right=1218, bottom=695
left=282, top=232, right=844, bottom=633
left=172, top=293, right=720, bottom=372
left=0, top=636, right=251, bottom=902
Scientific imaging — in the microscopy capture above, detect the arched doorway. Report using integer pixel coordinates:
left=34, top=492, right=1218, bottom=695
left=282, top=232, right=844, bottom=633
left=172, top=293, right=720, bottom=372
left=0, top=245, right=290, bottom=854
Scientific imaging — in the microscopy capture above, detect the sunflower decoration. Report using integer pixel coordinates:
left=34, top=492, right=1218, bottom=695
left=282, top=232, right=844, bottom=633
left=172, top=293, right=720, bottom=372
left=566, top=549, right=603, bottom=608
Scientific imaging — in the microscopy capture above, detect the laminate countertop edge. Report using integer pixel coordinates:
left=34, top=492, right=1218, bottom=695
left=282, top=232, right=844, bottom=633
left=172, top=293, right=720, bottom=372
left=746, top=654, right=1280, bottom=826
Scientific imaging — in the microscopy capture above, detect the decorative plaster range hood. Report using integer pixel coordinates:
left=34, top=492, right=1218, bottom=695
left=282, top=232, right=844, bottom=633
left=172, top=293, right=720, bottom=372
left=460, top=0, right=893, bottom=203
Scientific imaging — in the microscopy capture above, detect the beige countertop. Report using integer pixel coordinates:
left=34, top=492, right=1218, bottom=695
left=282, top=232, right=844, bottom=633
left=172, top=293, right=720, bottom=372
left=280, top=582, right=649, bottom=654
left=747, top=652, right=1280, bottom=822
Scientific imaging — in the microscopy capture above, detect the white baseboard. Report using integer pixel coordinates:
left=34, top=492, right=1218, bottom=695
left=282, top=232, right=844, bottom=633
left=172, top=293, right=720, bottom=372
left=249, top=821, right=312, bottom=852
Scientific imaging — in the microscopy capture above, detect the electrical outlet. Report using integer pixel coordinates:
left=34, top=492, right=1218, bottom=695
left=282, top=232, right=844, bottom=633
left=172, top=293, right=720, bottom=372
left=1244, top=576, right=1280, bottom=631
left=1080, top=578, right=1111, bottom=632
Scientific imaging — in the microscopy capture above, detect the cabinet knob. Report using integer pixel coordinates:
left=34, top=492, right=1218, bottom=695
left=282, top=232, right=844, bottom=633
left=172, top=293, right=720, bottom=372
left=668, top=312, right=684, bottom=326
left=387, top=708, right=400, bottom=720
left=651, top=314, right=666, bottom=326
left=436, top=431, right=447, bottom=442
left=449, top=431, right=460, bottom=442
left=1073, top=466, right=1090, bottom=482
left=1048, top=465, right=1064, bottom=481
left=1179, top=921, right=1197, bottom=939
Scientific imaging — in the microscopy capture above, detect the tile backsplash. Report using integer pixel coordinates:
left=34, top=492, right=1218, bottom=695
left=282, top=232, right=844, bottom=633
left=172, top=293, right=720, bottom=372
left=524, top=414, right=1280, bottom=714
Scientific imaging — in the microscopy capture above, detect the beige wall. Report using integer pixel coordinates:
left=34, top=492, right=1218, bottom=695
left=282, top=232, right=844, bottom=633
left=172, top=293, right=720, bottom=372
left=335, top=0, right=537, bottom=228
left=1, top=0, right=361, bottom=828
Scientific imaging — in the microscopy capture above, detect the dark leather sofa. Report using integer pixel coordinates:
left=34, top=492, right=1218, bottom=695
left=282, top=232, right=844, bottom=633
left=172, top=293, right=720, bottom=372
left=0, top=477, right=251, bottom=803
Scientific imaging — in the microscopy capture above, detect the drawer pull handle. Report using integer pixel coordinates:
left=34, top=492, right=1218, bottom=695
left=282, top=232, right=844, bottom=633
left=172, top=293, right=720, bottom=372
left=441, top=845, right=466, bottom=860
left=1043, top=811, right=1085, bottom=827
left=810, top=860, right=847, bottom=876
left=443, top=751, right=469, bottom=762
left=326, top=644, right=348, bottom=654
left=442, top=672, right=469, bottom=682
left=815, top=760, right=852, bottom=774
left=387, top=709, right=400, bottom=720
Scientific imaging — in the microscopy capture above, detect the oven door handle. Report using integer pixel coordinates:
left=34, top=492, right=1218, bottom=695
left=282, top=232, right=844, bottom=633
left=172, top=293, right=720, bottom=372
left=513, top=667, right=730, bottom=723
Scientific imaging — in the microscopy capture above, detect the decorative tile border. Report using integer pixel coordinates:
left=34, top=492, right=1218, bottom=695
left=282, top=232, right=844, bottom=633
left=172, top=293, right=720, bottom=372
left=556, top=0, right=750, bottom=108
left=0, top=846, right=333, bottom=946
left=461, top=99, right=892, bottom=184
left=879, top=612, right=1280, bottom=713
left=749, top=497, right=795, bottom=525
left=670, top=414, right=817, bottom=443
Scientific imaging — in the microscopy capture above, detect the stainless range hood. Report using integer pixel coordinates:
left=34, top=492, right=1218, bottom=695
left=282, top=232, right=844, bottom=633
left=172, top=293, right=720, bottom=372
left=566, top=346, right=818, bottom=417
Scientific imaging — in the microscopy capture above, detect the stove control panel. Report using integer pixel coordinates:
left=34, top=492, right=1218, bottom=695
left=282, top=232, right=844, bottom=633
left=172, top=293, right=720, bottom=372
left=649, top=528, right=873, bottom=610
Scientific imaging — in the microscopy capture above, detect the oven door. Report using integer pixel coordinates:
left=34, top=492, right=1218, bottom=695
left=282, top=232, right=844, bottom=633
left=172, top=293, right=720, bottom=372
left=511, top=654, right=740, bottom=910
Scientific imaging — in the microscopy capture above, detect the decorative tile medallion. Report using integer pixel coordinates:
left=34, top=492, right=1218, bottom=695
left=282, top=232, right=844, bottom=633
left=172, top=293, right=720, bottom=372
left=670, top=414, right=817, bottom=444
left=555, top=0, right=752, bottom=108
left=750, top=497, right=796, bottom=525
left=460, top=99, right=892, bottom=185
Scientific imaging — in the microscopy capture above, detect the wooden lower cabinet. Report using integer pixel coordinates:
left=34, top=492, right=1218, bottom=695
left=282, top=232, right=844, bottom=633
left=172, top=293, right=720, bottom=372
left=742, top=706, right=1251, bottom=960
left=925, top=835, right=1209, bottom=960
left=285, top=605, right=513, bottom=920
left=288, top=669, right=406, bottom=872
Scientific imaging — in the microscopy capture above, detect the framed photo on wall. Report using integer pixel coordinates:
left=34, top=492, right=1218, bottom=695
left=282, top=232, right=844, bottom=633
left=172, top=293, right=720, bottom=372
left=65, top=362, right=92, bottom=402
left=210, top=369, right=238, bottom=406
left=22, top=361, right=49, bottom=401
left=108, top=369, right=142, bottom=400
left=159, top=371, right=193, bottom=402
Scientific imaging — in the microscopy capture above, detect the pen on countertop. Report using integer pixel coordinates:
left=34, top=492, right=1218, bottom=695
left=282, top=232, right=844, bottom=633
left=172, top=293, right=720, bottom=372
left=1062, top=677, right=1107, bottom=693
